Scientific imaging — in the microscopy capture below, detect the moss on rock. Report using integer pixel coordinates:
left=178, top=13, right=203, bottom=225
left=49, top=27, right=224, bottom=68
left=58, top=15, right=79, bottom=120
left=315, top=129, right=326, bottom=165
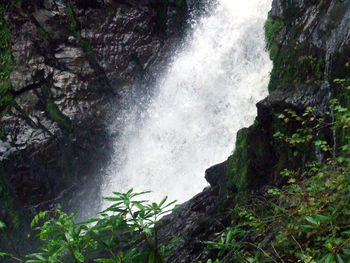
left=226, top=128, right=249, bottom=193
left=65, top=0, right=111, bottom=90
left=0, top=4, right=14, bottom=116
left=264, top=16, right=284, bottom=61
left=268, top=45, right=325, bottom=92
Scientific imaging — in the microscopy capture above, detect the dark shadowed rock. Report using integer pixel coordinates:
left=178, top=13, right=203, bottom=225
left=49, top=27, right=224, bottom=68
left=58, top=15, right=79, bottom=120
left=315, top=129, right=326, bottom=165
left=0, top=0, right=195, bottom=254
left=205, top=160, right=227, bottom=187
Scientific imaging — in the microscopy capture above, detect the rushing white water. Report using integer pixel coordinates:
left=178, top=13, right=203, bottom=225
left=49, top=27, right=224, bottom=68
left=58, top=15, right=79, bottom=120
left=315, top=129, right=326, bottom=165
left=102, top=0, right=273, bottom=205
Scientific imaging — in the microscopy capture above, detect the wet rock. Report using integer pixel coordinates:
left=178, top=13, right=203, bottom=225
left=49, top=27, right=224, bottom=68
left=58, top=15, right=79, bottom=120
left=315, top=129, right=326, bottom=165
left=205, top=160, right=227, bottom=188
left=0, top=0, right=193, bottom=255
left=1, top=0, right=190, bottom=201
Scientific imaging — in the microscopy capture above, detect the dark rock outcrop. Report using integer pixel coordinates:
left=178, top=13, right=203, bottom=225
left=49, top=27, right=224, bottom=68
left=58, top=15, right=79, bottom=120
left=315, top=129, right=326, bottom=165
left=0, top=0, right=192, bottom=253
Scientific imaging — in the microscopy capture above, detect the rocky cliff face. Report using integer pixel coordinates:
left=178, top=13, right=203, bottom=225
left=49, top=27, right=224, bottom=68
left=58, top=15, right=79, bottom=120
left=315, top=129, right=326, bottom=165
left=0, top=0, right=192, bottom=253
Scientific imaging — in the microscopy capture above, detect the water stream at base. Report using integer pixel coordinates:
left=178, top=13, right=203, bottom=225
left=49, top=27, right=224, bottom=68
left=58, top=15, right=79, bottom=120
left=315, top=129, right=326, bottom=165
left=101, top=0, right=273, bottom=205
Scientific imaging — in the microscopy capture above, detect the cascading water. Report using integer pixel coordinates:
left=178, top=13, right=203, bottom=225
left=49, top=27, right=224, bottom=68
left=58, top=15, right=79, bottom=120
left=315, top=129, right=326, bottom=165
left=102, top=0, right=273, bottom=205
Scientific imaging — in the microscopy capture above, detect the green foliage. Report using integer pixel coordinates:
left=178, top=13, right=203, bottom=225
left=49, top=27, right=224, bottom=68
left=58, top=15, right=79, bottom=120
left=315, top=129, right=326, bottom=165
left=205, top=98, right=350, bottom=263
left=27, top=207, right=94, bottom=263
left=268, top=45, right=325, bottom=91
left=226, top=128, right=249, bottom=192
left=273, top=107, right=321, bottom=149
left=204, top=206, right=278, bottom=262
left=297, top=56, right=324, bottom=84
left=269, top=100, right=350, bottom=263
left=271, top=101, right=350, bottom=261
left=46, top=101, right=72, bottom=131
left=264, top=17, right=284, bottom=60
left=333, top=77, right=350, bottom=147
left=204, top=225, right=252, bottom=262
left=267, top=99, right=350, bottom=262
left=97, top=189, right=176, bottom=263
left=1, top=189, right=176, bottom=263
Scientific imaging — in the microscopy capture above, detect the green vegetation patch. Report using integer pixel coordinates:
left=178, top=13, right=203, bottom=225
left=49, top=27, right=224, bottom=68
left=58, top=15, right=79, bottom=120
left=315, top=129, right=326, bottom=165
left=0, top=4, right=14, bottom=116
left=334, top=77, right=350, bottom=154
left=268, top=45, right=325, bottom=92
left=226, top=128, right=249, bottom=193
left=65, top=2, right=95, bottom=66
left=264, top=15, right=325, bottom=92
left=1, top=189, right=176, bottom=263
left=264, top=16, right=284, bottom=61
left=203, top=100, right=350, bottom=263
left=46, top=101, right=72, bottom=132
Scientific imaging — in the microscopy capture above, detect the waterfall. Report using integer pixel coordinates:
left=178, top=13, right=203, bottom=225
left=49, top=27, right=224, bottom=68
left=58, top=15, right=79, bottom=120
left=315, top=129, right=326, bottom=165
left=102, top=0, right=273, bottom=205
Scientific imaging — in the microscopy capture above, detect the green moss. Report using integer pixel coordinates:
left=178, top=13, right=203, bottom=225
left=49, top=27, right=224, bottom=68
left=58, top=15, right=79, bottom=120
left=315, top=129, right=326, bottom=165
left=44, top=83, right=72, bottom=132
left=0, top=4, right=14, bottom=116
left=46, top=101, right=72, bottom=132
left=264, top=14, right=325, bottom=92
left=65, top=0, right=111, bottom=90
left=65, top=1, right=93, bottom=62
left=264, top=17, right=284, bottom=60
left=268, top=46, right=325, bottom=92
left=226, top=128, right=249, bottom=193
left=65, top=4, right=78, bottom=35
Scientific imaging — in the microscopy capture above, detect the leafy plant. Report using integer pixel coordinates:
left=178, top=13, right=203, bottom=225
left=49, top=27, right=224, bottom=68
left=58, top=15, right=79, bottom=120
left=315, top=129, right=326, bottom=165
left=1, top=189, right=176, bottom=263
left=268, top=99, right=350, bottom=262
left=96, top=189, right=176, bottom=263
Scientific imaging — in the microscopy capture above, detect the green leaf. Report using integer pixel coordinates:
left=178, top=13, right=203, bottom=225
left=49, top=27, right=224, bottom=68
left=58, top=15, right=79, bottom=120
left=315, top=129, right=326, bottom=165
left=277, top=113, right=285, bottom=119
left=73, top=250, right=84, bottom=262
left=148, top=251, right=155, bottom=263
left=0, top=252, right=13, bottom=258
left=95, top=259, right=117, bottom=263
left=159, top=196, right=168, bottom=207
left=321, top=253, right=336, bottom=263
left=31, top=211, right=49, bottom=228
left=226, top=228, right=233, bottom=244
left=336, top=254, right=344, bottom=263
left=33, top=253, right=46, bottom=261
left=305, top=216, right=320, bottom=226
left=0, top=221, right=5, bottom=229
